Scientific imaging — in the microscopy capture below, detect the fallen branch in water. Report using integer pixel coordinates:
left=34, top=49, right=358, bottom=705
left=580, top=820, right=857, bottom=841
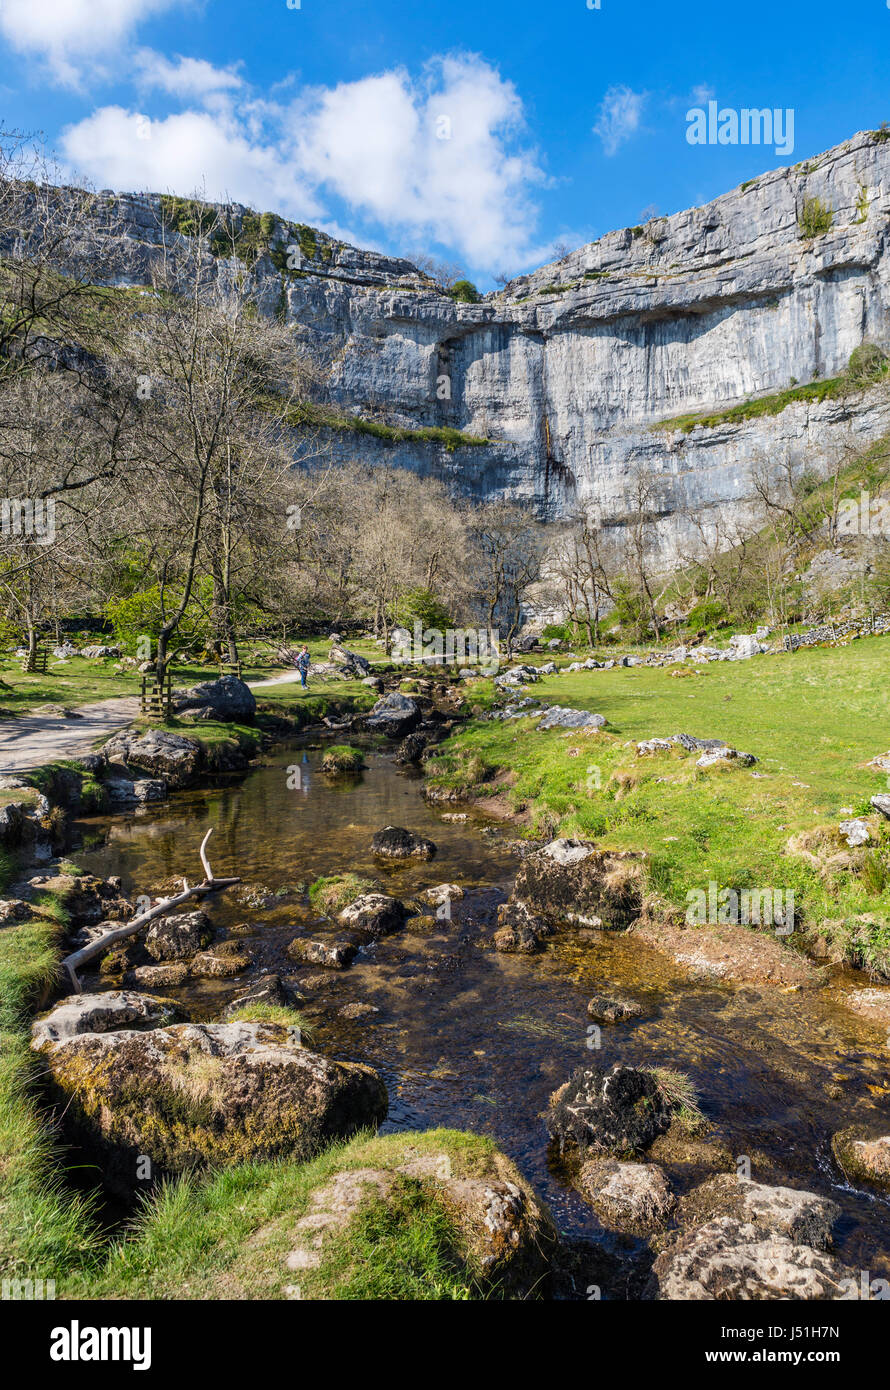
left=60, top=828, right=240, bottom=994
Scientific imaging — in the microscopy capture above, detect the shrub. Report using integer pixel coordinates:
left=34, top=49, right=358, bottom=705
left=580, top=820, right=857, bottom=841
left=391, top=588, right=452, bottom=632
left=448, top=280, right=480, bottom=304
left=847, top=342, right=889, bottom=385
left=686, top=599, right=727, bottom=631
left=797, top=197, right=834, bottom=239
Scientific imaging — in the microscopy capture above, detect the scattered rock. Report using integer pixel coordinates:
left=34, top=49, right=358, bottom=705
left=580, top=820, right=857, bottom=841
left=371, top=825, right=436, bottom=859
left=337, top=893, right=407, bottom=939
left=870, top=793, right=890, bottom=820
left=191, top=946, right=251, bottom=977
left=145, top=910, right=213, bottom=961
left=125, top=963, right=190, bottom=989
left=536, top=707, right=606, bottom=731
left=512, top=839, right=642, bottom=928
left=577, top=1159, right=676, bottom=1234
left=649, top=1217, right=857, bottom=1300
left=31, top=990, right=183, bottom=1047
left=394, top=732, right=428, bottom=764
left=831, top=1127, right=890, bottom=1192
left=840, top=817, right=872, bottom=847
left=493, top=901, right=554, bottom=953
left=171, top=675, right=256, bottom=723
left=365, top=692, right=420, bottom=738
left=675, top=1175, right=840, bottom=1249
left=338, top=1001, right=380, bottom=1021
left=287, top=938, right=358, bottom=969
left=547, top=1063, right=671, bottom=1157
left=222, top=973, right=290, bottom=1018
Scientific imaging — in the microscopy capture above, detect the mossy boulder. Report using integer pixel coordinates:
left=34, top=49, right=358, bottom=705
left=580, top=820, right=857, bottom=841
left=275, top=1130, right=557, bottom=1300
left=831, top=1126, right=890, bottom=1192
left=31, top=990, right=183, bottom=1046
left=146, top=910, right=213, bottom=961
left=321, top=745, right=366, bottom=774
left=35, top=1021, right=388, bottom=1199
left=512, top=839, right=643, bottom=928
left=337, top=893, right=406, bottom=939
left=547, top=1063, right=672, bottom=1157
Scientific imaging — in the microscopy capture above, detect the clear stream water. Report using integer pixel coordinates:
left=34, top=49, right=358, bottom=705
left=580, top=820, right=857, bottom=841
left=76, top=736, right=890, bottom=1279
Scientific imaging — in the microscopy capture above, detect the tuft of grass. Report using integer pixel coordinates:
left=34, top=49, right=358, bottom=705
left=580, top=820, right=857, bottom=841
left=308, top=873, right=376, bottom=914
left=798, top=196, right=834, bottom=239
left=320, top=744, right=366, bottom=774
left=649, top=1068, right=707, bottom=1133
left=224, top=1003, right=312, bottom=1036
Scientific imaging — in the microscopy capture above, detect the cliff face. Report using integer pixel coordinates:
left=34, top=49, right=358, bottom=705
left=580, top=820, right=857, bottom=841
left=71, top=129, right=890, bottom=559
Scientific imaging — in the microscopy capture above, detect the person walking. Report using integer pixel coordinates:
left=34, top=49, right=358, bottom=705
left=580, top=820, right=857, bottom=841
left=295, top=644, right=310, bottom=689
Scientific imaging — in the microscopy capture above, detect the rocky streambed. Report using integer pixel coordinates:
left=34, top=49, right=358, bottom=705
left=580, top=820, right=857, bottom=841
left=18, top=730, right=890, bottom=1298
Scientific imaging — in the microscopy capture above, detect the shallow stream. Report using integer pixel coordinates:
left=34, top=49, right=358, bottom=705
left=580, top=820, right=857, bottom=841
left=76, top=737, right=890, bottom=1277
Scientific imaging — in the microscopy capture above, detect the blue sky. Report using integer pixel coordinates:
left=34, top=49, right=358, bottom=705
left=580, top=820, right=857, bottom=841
left=2, top=0, right=889, bottom=285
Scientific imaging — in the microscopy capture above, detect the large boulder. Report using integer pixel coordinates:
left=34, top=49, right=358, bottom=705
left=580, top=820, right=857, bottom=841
left=145, top=910, right=213, bottom=961
left=103, top=728, right=203, bottom=789
left=364, top=693, right=420, bottom=738
left=371, top=826, right=436, bottom=860
left=35, top=1021, right=388, bottom=1199
left=171, top=675, right=256, bottom=723
left=31, top=991, right=183, bottom=1047
left=649, top=1218, right=858, bottom=1300
left=547, top=1063, right=672, bottom=1156
left=675, top=1175, right=840, bottom=1249
left=511, top=839, right=642, bottom=928
left=536, top=707, right=606, bottom=731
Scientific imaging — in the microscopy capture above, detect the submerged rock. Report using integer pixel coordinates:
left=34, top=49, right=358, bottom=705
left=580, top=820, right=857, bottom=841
left=493, top=901, right=554, bottom=953
left=371, top=825, right=436, bottom=860
left=35, top=1021, right=388, bottom=1199
left=586, top=992, right=645, bottom=1024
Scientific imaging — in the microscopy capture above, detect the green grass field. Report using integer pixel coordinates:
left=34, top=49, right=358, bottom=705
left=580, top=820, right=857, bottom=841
left=429, top=637, right=890, bottom=970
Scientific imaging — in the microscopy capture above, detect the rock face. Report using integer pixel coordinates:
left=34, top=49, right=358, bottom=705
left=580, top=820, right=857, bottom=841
left=547, top=1063, right=672, bottom=1156
left=171, top=675, right=256, bottom=723
left=511, top=839, right=642, bottom=927
left=54, top=130, right=890, bottom=562
left=145, top=910, right=213, bottom=961
left=35, top=1021, right=388, bottom=1198
left=371, top=826, right=436, bottom=860
left=31, top=991, right=182, bottom=1046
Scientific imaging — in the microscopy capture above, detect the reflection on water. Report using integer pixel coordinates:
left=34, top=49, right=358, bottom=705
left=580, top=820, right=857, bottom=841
left=77, top=738, right=890, bottom=1272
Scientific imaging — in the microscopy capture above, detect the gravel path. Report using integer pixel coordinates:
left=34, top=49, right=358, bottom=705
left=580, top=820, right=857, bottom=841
left=0, top=670, right=306, bottom=775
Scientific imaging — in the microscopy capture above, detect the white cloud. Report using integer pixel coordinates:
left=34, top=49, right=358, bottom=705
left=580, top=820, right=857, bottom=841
left=0, top=0, right=182, bottom=87
left=133, top=50, right=244, bottom=100
left=593, top=85, right=646, bottom=156
left=60, top=54, right=546, bottom=273
left=61, top=106, right=324, bottom=221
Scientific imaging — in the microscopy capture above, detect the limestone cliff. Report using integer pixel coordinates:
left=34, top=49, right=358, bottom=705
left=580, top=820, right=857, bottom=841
left=56, top=128, right=890, bottom=559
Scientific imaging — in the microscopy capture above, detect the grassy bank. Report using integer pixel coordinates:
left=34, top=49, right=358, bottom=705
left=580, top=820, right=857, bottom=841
left=428, top=636, right=890, bottom=971
left=0, top=865, right=104, bottom=1290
